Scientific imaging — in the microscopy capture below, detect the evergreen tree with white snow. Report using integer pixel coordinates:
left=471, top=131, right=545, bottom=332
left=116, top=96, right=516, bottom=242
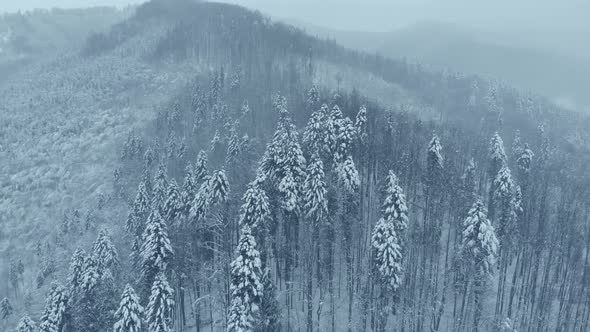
left=140, top=209, right=174, bottom=296
left=228, top=226, right=264, bottom=332
left=114, top=284, right=144, bottom=332
left=39, top=283, right=68, bottom=332
left=16, top=313, right=36, bottom=332
left=146, top=273, right=174, bottom=332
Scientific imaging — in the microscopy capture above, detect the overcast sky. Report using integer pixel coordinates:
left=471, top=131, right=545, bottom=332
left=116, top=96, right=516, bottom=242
left=2, top=0, right=590, bottom=33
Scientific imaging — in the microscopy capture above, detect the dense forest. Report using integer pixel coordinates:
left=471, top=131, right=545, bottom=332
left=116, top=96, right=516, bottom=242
left=1, top=1, right=589, bottom=331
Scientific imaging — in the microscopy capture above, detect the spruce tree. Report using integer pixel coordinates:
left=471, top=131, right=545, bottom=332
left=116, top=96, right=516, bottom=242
left=16, top=313, right=36, bottom=332
left=355, top=105, right=368, bottom=143
left=114, top=284, right=144, bottom=332
left=335, top=155, right=360, bottom=193
left=207, top=169, right=230, bottom=205
left=67, top=248, right=87, bottom=291
left=461, top=199, right=499, bottom=276
left=303, top=155, right=328, bottom=223
left=127, top=180, right=151, bottom=236
left=146, top=273, right=174, bottom=332
left=371, top=218, right=403, bottom=290
left=371, top=171, right=408, bottom=290
left=493, top=166, right=517, bottom=246
left=152, top=163, right=169, bottom=213
left=239, top=175, right=271, bottom=231
left=39, top=283, right=68, bottom=332
left=228, top=226, right=264, bottom=332
left=382, top=171, right=409, bottom=232
left=92, top=228, right=120, bottom=271
left=162, top=179, right=183, bottom=225
left=140, top=209, right=173, bottom=293
left=0, top=297, right=13, bottom=319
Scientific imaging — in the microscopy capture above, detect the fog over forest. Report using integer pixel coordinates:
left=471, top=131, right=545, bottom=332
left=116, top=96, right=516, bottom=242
left=0, top=1, right=589, bottom=331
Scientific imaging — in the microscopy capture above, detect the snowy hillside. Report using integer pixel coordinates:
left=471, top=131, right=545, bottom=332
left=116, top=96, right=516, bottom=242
left=1, top=1, right=589, bottom=331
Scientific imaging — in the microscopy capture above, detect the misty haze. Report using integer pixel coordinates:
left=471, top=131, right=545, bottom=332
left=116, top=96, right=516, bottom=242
left=0, top=1, right=589, bottom=331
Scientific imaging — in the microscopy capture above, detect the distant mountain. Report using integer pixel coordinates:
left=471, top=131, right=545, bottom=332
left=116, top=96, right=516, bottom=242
left=291, top=20, right=590, bottom=113
left=0, top=7, right=131, bottom=83
left=1, top=2, right=589, bottom=331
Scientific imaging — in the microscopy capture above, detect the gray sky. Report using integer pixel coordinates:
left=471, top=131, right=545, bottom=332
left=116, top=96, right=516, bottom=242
left=2, top=0, right=589, bottom=32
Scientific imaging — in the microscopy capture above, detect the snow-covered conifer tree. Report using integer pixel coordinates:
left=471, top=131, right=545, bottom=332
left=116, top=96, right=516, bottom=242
left=516, top=143, right=534, bottom=176
left=162, top=179, right=183, bottom=225
left=335, top=155, right=360, bottom=193
left=228, top=226, right=263, bottom=332
left=489, top=132, right=507, bottom=177
left=92, top=228, right=120, bottom=271
left=16, top=313, right=36, bottom=332
left=461, top=199, right=499, bottom=276
left=39, top=283, right=68, bottom=332
left=238, top=175, right=270, bottom=231
left=207, top=169, right=229, bottom=205
left=303, top=155, right=328, bottom=223
left=371, top=171, right=408, bottom=290
left=194, top=150, right=209, bottom=183
left=382, top=171, right=409, bottom=232
left=0, top=297, right=13, bottom=319
left=493, top=166, right=516, bottom=244
left=140, top=210, right=173, bottom=291
left=152, top=163, right=169, bottom=213
left=146, top=273, right=174, bottom=332
left=80, top=255, right=100, bottom=294
left=355, top=105, right=368, bottom=143
left=427, top=134, right=444, bottom=187
left=371, top=218, right=403, bottom=290
left=68, top=248, right=87, bottom=291
left=113, top=284, right=144, bottom=332
left=127, top=180, right=151, bottom=236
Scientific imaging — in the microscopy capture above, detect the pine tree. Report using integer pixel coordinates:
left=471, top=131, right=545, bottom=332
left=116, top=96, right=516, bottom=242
left=335, top=155, right=360, bottom=193
left=68, top=248, right=87, bottom=291
left=181, top=163, right=198, bottom=215
left=92, top=228, right=120, bottom=271
left=306, top=85, right=320, bottom=110
left=239, top=175, right=271, bottom=231
left=382, top=171, right=409, bottom=232
left=371, top=218, right=403, bottom=290
left=0, top=297, right=13, bottom=319
left=355, top=105, right=368, bottom=143
left=189, top=179, right=211, bottom=223
left=226, top=121, right=242, bottom=165
left=194, top=150, right=209, bottom=183
left=162, top=179, right=183, bottom=225
left=427, top=134, right=444, bottom=186
left=80, top=255, right=100, bottom=294
left=303, top=155, right=328, bottom=223
left=493, top=166, right=516, bottom=245
left=262, top=96, right=306, bottom=209
left=228, top=226, right=264, bottom=332
left=303, top=104, right=332, bottom=157
left=152, top=163, right=169, bottom=213
left=39, top=283, right=69, bottom=332
left=511, top=130, right=522, bottom=160
left=371, top=171, right=408, bottom=290
left=333, top=116, right=356, bottom=163
left=140, top=209, right=173, bottom=292
left=489, top=132, right=507, bottom=178
left=146, top=273, right=174, bottom=332
left=516, top=143, right=534, bottom=177
left=461, top=199, right=499, bottom=276
left=207, top=169, right=230, bottom=205
left=114, top=284, right=144, bottom=332
left=16, top=313, right=36, bottom=332
left=127, top=180, right=151, bottom=236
